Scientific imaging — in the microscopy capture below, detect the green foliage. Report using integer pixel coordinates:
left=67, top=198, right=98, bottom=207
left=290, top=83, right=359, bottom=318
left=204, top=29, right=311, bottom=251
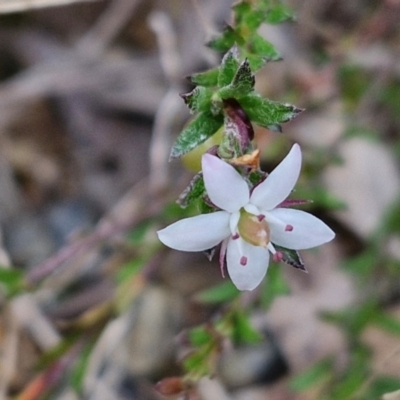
left=321, top=300, right=379, bottom=338
left=338, top=64, right=371, bottom=110
left=207, top=0, right=294, bottom=70
left=379, top=78, right=400, bottom=122
left=189, top=68, right=219, bottom=87
left=218, top=60, right=255, bottom=99
left=260, top=265, right=290, bottom=308
left=366, top=377, right=400, bottom=400
left=181, top=87, right=213, bottom=114
left=218, top=47, right=241, bottom=87
left=70, top=343, right=93, bottom=393
left=0, top=267, right=25, bottom=296
left=290, top=357, right=333, bottom=392
left=229, top=309, right=263, bottom=344
left=239, top=94, right=303, bottom=126
left=194, top=280, right=240, bottom=304
left=116, top=257, right=144, bottom=284
left=170, top=113, right=224, bottom=159
left=177, top=173, right=206, bottom=208
left=373, top=312, right=400, bottom=336
left=274, top=245, right=305, bottom=270
left=171, top=0, right=302, bottom=160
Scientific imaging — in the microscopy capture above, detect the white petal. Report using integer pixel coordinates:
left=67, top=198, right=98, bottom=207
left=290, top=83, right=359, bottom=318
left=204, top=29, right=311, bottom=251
left=267, top=208, right=335, bottom=250
left=202, top=154, right=249, bottom=212
left=226, top=238, right=270, bottom=290
left=157, top=211, right=230, bottom=251
left=250, top=144, right=302, bottom=210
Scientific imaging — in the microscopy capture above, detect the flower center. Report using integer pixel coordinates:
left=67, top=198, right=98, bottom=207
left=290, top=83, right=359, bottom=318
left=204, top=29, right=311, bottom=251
left=237, top=209, right=270, bottom=248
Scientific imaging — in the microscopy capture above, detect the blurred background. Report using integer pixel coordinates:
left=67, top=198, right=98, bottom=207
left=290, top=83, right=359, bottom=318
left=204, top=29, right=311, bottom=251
left=0, top=0, right=399, bottom=399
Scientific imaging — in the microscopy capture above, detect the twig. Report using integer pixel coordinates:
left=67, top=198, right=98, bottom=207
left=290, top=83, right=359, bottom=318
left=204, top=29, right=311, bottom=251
left=0, top=242, right=17, bottom=400
left=0, top=0, right=98, bottom=14
left=148, top=11, right=185, bottom=195
left=189, top=0, right=219, bottom=38
left=76, top=0, right=142, bottom=58
left=11, top=295, right=61, bottom=351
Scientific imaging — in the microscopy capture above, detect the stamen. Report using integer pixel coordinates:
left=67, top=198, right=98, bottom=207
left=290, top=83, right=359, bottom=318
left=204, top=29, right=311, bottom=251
left=285, top=224, right=294, bottom=232
left=257, top=214, right=265, bottom=221
left=240, top=256, right=247, bottom=266
left=232, top=233, right=239, bottom=240
left=219, top=239, right=228, bottom=278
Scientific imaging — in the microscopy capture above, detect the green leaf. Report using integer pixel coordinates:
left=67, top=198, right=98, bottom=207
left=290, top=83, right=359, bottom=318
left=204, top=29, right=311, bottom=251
left=70, top=342, right=93, bottom=393
left=246, top=54, right=268, bottom=71
left=265, top=4, right=296, bottom=24
left=116, top=257, right=145, bottom=283
left=177, top=173, right=206, bottom=208
left=368, top=377, right=400, bottom=400
left=218, top=46, right=240, bottom=87
left=374, top=313, right=400, bottom=336
left=248, top=170, right=266, bottom=186
left=239, top=94, right=303, bottom=127
left=260, top=265, right=290, bottom=308
left=180, top=86, right=213, bottom=113
left=188, top=327, right=213, bottom=346
left=321, top=301, right=378, bottom=337
left=248, top=33, right=281, bottom=61
left=207, top=25, right=243, bottom=53
left=274, top=245, right=305, bottom=271
left=0, top=267, right=23, bottom=286
left=231, top=310, right=263, bottom=344
left=218, top=59, right=255, bottom=99
left=189, top=68, right=219, bottom=87
left=290, top=357, right=333, bottom=392
left=170, top=113, right=223, bottom=159
left=0, top=267, right=25, bottom=296
left=194, top=280, right=240, bottom=304
left=233, top=2, right=266, bottom=31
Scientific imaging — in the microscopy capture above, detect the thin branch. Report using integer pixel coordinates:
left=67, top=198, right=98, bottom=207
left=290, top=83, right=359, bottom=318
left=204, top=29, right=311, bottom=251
left=76, top=0, right=142, bottom=58
left=0, top=0, right=98, bottom=14
left=148, top=11, right=185, bottom=195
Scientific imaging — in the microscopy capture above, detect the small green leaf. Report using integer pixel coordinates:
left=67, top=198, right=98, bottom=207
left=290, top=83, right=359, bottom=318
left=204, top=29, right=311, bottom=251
left=170, top=113, right=223, bottom=159
left=239, top=94, right=303, bottom=127
left=249, top=33, right=281, bottom=61
left=189, top=68, right=219, bottom=87
left=207, top=25, right=243, bottom=53
left=274, top=245, right=305, bottom=271
left=116, top=257, right=145, bottom=283
left=368, top=378, right=400, bottom=400
left=290, top=358, right=333, bottom=392
left=246, top=54, right=268, bottom=71
left=180, top=87, right=213, bottom=113
left=0, top=267, right=25, bottom=296
left=0, top=267, right=23, bottom=286
left=248, top=170, right=266, bottom=186
left=231, top=310, right=263, bottom=345
left=177, top=173, right=205, bottom=208
left=194, top=281, right=240, bottom=304
left=265, top=4, right=296, bottom=24
left=218, top=46, right=240, bottom=87
left=233, top=2, right=266, bottom=31
left=218, top=59, right=255, bottom=99
left=188, top=327, right=213, bottom=346
left=260, top=265, right=290, bottom=308
left=374, top=313, right=400, bottom=336
left=70, top=342, right=93, bottom=393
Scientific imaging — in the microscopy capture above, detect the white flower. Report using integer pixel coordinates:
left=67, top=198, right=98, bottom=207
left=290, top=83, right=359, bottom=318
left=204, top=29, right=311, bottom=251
left=157, top=144, right=335, bottom=291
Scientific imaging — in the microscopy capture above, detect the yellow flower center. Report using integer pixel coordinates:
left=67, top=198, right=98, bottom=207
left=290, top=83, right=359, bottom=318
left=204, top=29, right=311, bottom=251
left=237, top=209, right=270, bottom=248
